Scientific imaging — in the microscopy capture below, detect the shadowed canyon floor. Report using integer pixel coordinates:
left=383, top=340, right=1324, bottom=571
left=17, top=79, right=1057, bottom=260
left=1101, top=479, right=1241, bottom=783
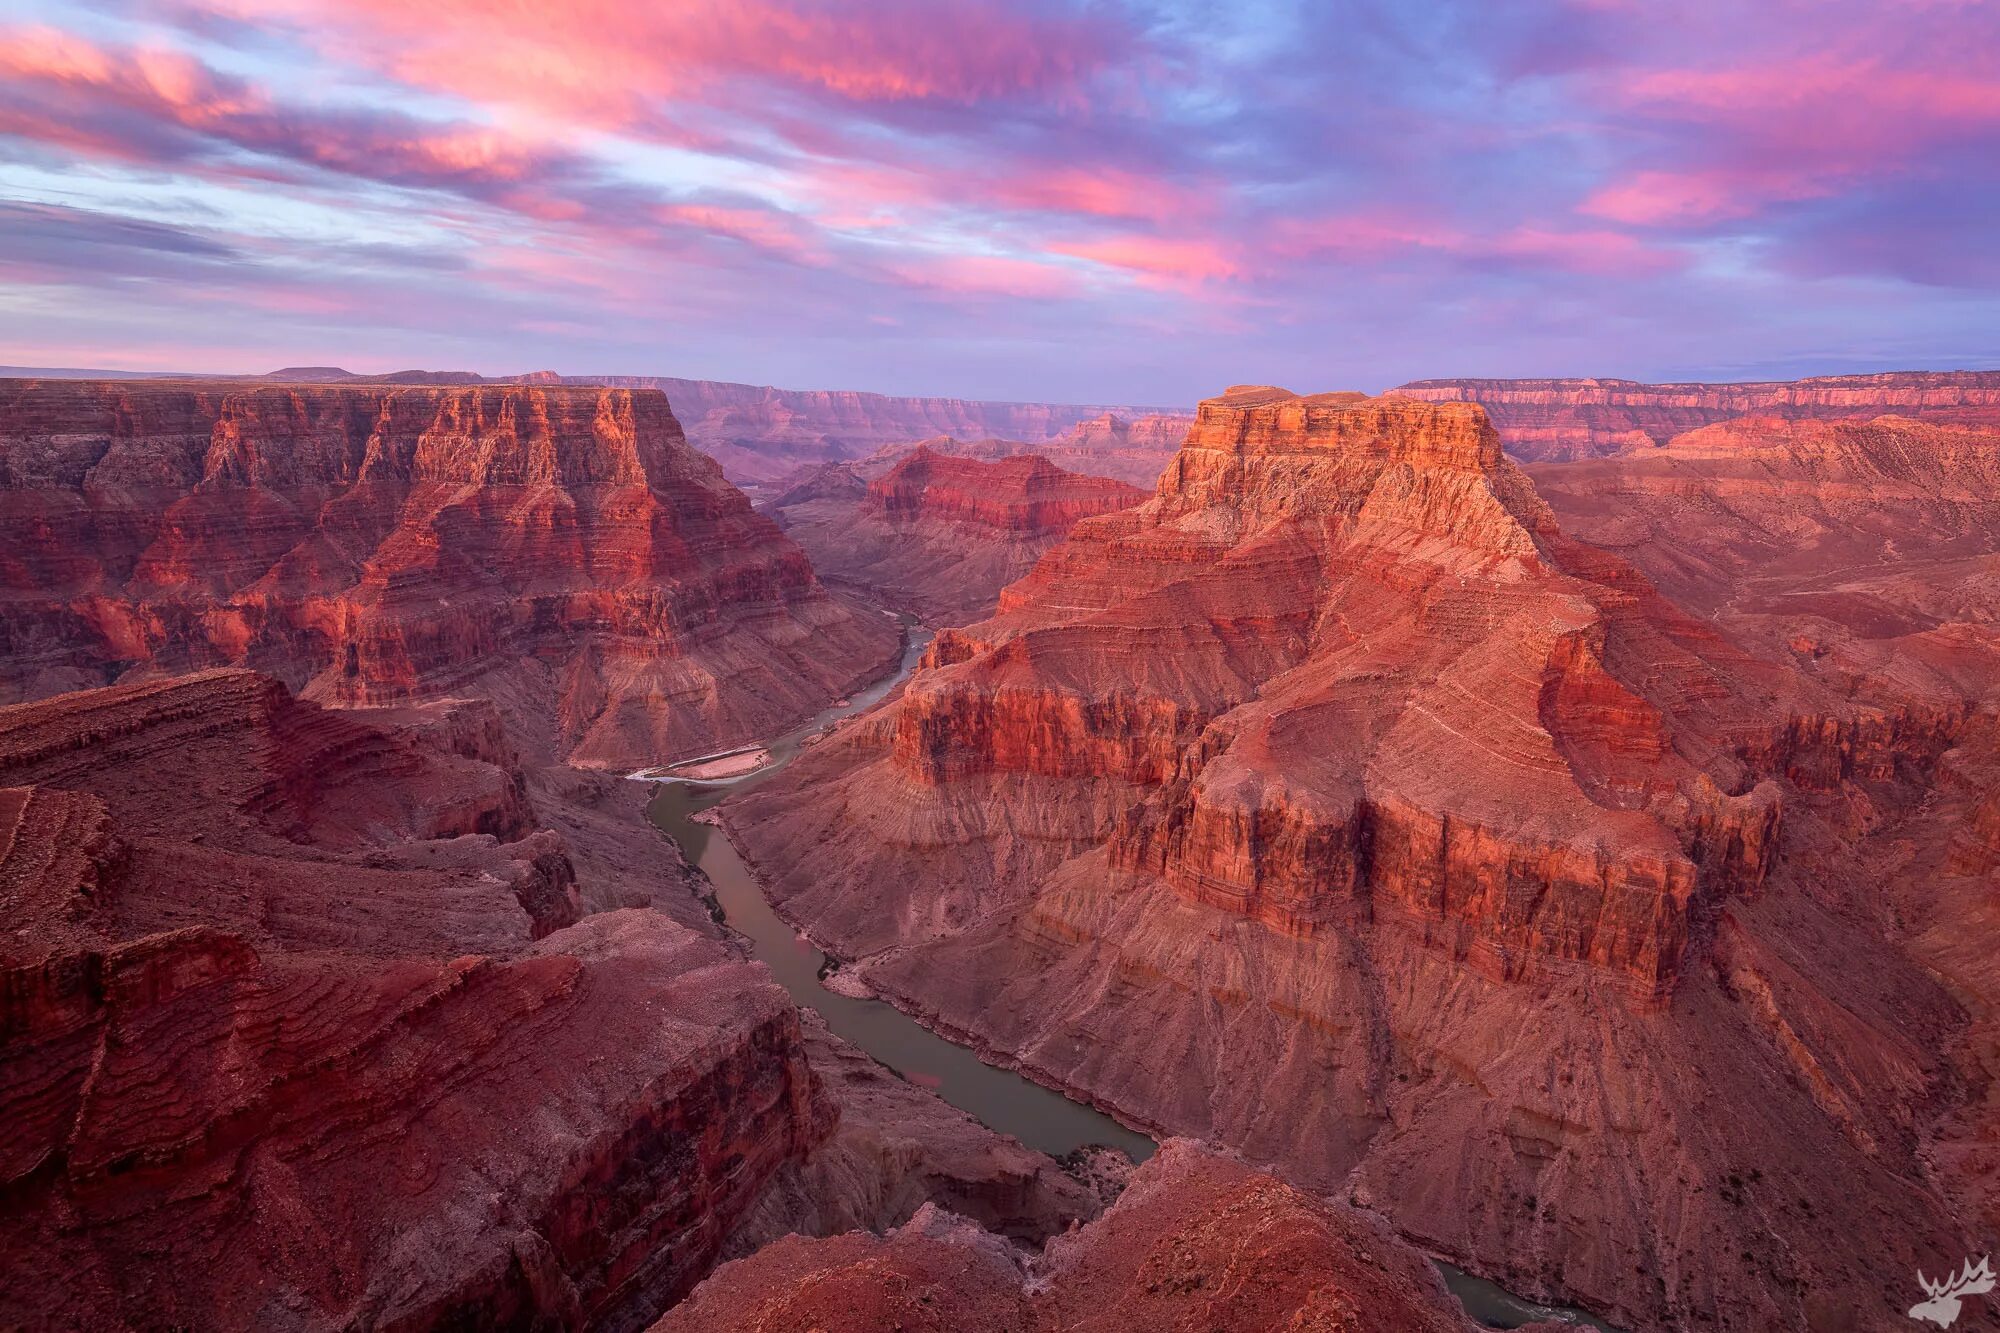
left=720, top=386, right=2000, bottom=1330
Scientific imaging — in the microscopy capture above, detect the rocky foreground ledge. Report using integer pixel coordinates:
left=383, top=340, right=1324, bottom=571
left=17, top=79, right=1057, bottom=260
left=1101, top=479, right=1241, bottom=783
left=657, top=1139, right=1488, bottom=1333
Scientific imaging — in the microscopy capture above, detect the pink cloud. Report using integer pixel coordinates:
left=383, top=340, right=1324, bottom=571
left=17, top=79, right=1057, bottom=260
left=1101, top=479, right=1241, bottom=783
left=883, top=253, right=1079, bottom=300
left=990, top=166, right=1211, bottom=224
left=1582, top=51, right=2000, bottom=225
left=161, top=0, right=1123, bottom=127
left=656, top=204, right=828, bottom=265
left=1050, top=235, right=1243, bottom=287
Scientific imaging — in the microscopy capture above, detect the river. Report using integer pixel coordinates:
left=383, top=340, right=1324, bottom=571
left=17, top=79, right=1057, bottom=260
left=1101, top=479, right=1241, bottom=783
left=645, top=622, right=1156, bottom=1163
left=641, top=619, right=1619, bottom=1329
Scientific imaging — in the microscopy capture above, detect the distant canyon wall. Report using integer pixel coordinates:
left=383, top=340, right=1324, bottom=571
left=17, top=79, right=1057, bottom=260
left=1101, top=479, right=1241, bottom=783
left=0, top=377, right=899, bottom=767
left=1392, top=370, right=2000, bottom=460
left=763, top=446, right=1147, bottom=625
left=565, top=375, right=1186, bottom=482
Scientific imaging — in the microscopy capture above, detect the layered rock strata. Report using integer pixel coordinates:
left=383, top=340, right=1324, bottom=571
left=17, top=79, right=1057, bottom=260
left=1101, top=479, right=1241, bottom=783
left=0, top=377, right=898, bottom=767
left=1394, top=370, right=2000, bottom=460
left=764, top=446, right=1146, bottom=625
left=722, top=388, right=1997, bottom=1328
left=0, top=670, right=833, bottom=1329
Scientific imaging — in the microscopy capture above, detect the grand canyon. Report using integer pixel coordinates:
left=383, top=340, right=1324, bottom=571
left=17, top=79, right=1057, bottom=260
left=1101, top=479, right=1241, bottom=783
left=4, top=2, right=1997, bottom=1329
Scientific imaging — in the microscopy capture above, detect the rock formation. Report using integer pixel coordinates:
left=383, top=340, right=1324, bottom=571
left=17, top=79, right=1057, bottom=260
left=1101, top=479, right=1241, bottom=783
left=657, top=1140, right=1478, bottom=1333
left=721, top=387, right=1999, bottom=1329
left=0, top=377, right=899, bottom=767
left=1394, top=370, right=2000, bottom=460
left=0, top=669, right=833, bottom=1328
left=764, top=445, right=1146, bottom=625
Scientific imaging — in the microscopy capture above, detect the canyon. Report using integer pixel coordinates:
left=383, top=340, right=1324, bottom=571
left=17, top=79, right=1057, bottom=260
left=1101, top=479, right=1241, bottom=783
left=720, top=386, right=2000, bottom=1330
left=3, top=362, right=1996, bottom=1331
left=1392, top=370, right=2000, bottom=461
left=761, top=445, right=1147, bottom=624
left=0, top=377, right=899, bottom=769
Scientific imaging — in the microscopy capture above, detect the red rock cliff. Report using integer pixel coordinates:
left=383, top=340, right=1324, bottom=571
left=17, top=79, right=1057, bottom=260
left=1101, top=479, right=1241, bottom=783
left=1393, top=370, right=2000, bottom=460
left=0, top=377, right=899, bottom=766
left=722, top=387, right=1996, bottom=1329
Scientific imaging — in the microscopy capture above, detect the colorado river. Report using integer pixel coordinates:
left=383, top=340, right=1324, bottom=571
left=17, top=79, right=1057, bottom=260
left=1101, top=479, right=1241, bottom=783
left=645, top=622, right=1157, bottom=1163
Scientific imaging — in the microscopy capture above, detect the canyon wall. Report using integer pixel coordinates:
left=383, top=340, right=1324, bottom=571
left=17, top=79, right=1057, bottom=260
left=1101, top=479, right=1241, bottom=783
left=764, top=446, right=1147, bottom=624
left=1393, top=370, right=2000, bottom=460
left=564, top=375, right=1181, bottom=482
left=0, top=377, right=899, bottom=768
left=722, top=387, right=2000, bottom=1329
left=0, top=669, right=833, bottom=1328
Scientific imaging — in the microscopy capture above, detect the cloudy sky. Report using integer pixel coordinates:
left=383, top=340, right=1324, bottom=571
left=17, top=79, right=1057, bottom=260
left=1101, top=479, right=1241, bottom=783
left=1, top=0, right=1994, bottom=402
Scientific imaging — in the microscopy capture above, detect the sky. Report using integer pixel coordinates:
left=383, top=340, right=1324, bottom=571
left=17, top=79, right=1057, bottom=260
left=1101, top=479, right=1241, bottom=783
left=0, top=0, right=1995, bottom=404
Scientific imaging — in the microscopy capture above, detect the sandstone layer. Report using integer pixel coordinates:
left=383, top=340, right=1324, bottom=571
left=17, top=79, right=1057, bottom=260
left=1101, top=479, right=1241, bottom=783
left=723, top=387, right=1999, bottom=1328
left=657, top=1139, right=1478, bottom=1333
left=0, top=669, right=832, bottom=1329
left=1394, top=371, right=2000, bottom=461
left=764, top=446, right=1146, bottom=625
left=0, top=377, right=899, bottom=767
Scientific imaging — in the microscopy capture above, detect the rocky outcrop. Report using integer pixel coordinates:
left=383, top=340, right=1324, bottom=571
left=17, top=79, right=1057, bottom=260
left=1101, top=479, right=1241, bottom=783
left=1394, top=371, right=2000, bottom=460
left=657, top=1140, right=1477, bottom=1333
left=0, top=669, right=842, bottom=1329
left=567, top=375, right=1179, bottom=483
left=765, top=446, right=1146, bottom=624
left=0, top=377, right=899, bottom=767
left=721, top=388, right=1998, bottom=1329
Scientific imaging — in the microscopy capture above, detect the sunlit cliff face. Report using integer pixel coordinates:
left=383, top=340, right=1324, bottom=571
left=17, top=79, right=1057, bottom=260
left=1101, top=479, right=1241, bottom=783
left=2, top=0, right=1997, bottom=398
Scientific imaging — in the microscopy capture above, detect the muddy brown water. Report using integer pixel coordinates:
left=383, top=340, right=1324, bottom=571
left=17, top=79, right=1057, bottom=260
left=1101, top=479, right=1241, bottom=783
left=641, top=619, right=1620, bottom=1330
